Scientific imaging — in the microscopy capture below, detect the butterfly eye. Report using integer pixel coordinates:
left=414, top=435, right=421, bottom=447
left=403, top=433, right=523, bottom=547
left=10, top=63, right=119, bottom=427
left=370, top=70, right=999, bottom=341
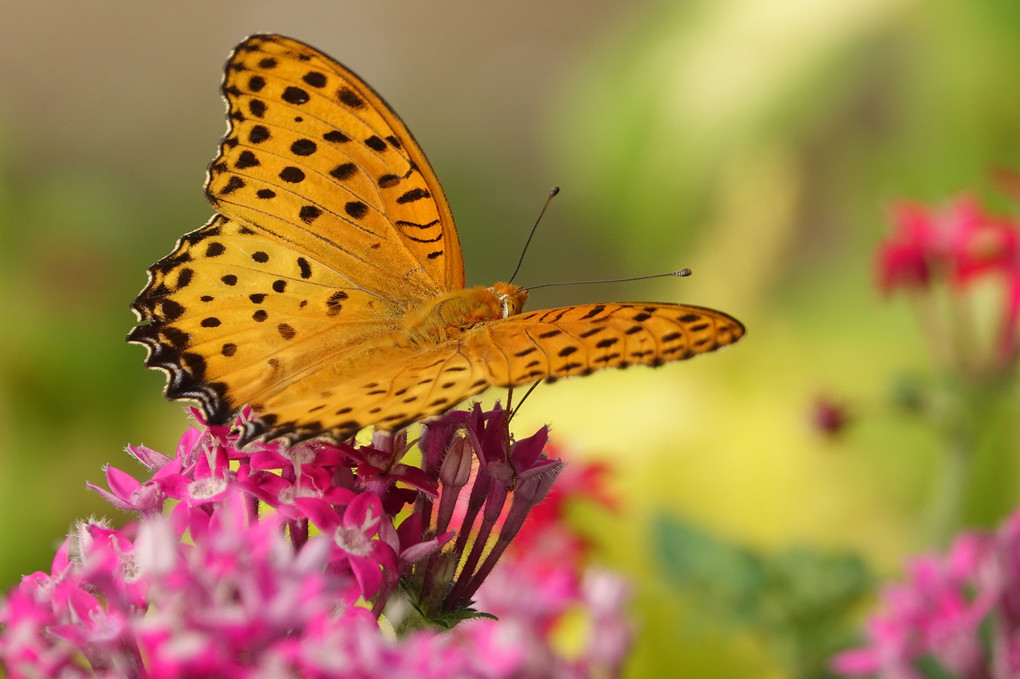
left=492, top=290, right=517, bottom=318
left=489, top=283, right=527, bottom=319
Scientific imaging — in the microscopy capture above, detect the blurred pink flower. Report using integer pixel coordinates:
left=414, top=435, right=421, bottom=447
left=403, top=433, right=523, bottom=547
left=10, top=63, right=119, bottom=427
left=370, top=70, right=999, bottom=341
left=832, top=509, right=1020, bottom=678
left=809, top=394, right=852, bottom=438
left=876, top=196, right=1018, bottom=293
left=875, top=194, right=1020, bottom=372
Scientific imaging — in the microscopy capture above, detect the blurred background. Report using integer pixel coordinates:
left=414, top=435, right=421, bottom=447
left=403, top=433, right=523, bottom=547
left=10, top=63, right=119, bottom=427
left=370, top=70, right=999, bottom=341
left=2, top=1, right=1020, bottom=676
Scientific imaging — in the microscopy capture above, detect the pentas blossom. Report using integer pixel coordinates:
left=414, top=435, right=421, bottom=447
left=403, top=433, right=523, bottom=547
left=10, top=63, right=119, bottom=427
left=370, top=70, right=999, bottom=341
left=0, top=405, right=633, bottom=678
left=876, top=196, right=1020, bottom=293
left=875, top=195, right=1020, bottom=371
left=832, top=508, right=1020, bottom=678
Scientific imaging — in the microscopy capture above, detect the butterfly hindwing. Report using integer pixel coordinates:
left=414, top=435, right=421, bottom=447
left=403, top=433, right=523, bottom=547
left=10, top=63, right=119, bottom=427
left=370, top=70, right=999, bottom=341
left=235, top=301, right=746, bottom=443
left=206, top=34, right=464, bottom=301
left=462, top=302, right=746, bottom=386
left=235, top=341, right=491, bottom=444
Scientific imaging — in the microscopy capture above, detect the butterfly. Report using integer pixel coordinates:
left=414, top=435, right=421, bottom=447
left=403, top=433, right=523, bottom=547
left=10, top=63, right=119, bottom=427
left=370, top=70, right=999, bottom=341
left=128, top=34, right=745, bottom=446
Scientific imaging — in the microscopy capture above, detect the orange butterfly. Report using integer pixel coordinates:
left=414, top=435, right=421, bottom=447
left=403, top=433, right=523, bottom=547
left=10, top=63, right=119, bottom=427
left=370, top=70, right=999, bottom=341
left=129, top=34, right=745, bottom=445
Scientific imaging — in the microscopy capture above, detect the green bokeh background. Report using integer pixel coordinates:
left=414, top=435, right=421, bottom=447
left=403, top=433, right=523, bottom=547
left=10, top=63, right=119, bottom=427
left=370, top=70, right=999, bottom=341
left=2, top=1, right=1020, bottom=676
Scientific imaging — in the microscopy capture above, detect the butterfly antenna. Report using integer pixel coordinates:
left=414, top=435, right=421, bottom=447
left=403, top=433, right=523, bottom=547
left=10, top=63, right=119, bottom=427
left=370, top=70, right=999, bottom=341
left=524, top=268, right=692, bottom=292
left=508, top=186, right=560, bottom=285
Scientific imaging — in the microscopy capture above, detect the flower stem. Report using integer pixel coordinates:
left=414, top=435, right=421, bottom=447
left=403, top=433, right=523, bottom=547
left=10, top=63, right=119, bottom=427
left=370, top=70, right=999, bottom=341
left=927, top=425, right=971, bottom=547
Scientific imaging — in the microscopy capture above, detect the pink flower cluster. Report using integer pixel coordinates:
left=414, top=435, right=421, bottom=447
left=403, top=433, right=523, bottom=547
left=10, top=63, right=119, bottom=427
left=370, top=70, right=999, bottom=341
left=0, top=405, right=632, bottom=678
left=875, top=195, right=1020, bottom=368
left=832, top=510, right=1020, bottom=678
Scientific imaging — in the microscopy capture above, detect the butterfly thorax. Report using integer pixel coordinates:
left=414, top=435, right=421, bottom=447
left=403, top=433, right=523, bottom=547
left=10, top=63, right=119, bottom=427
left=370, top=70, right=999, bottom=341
left=399, top=282, right=528, bottom=347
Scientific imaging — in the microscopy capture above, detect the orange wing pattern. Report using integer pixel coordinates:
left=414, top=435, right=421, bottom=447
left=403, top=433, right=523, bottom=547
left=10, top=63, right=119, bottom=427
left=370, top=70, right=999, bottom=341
left=207, top=34, right=463, bottom=300
left=129, top=34, right=746, bottom=446
left=463, top=302, right=745, bottom=386
left=128, top=215, right=403, bottom=424
left=232, top=302, right=745, bottom=444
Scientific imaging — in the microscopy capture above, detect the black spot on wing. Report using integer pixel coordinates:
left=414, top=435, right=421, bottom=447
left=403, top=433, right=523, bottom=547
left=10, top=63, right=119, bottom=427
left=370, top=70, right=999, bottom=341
left=235, top=151, right=259, bottom=169
left=330, top=163, right=357, bottom=180
left=282, top=86, right=310, bottom=104
left=345, top=201, right=368, bottom=219
left=337, top=88, right=365, bottom=109
left=396, top=188, right=430, bottom=204
left=220, top=177, right=245, bottom=195
left=279, top=167, right=305, bottom=183
left=302, top=71, right=327, bottom=87
left=299, top=205, right=321, bottom=224
left=249, top=125, right=270, bottom=143
left=161, top=299, right=185, bottom=322
left=364, top=135, right=387, bottom=152
left=290, top=139, right=317, bottom=156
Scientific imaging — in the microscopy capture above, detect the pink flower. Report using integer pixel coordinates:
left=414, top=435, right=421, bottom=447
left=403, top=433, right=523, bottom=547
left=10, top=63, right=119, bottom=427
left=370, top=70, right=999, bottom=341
left=466, top=457, right=633, bottom=679
left=513, top=453, right=615, bottom=570
left=876, top=196, right=1015, bottom=294
left=1, top=405, right=632, bottom=677
left=875, top=193, right=1020, bottom=373
left=832, top=507, right=1020, bottom=678
left=296, top=493, right=398, bottom=600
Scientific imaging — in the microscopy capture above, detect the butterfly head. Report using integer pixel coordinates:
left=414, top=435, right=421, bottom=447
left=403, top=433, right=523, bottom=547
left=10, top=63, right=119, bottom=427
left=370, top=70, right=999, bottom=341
left=489, top=282, right=528, bottom=318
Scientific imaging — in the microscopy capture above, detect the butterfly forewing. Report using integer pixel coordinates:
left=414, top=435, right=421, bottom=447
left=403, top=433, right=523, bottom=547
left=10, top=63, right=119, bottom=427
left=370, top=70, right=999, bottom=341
left=206, top=34, right=463, bottom=301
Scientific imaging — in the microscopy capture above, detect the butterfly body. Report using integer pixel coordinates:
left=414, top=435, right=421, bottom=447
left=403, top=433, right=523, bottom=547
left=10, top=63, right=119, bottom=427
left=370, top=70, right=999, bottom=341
left=129, top=34, right=745, bottom=445
left=400, top=283, right=527, bottom=346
